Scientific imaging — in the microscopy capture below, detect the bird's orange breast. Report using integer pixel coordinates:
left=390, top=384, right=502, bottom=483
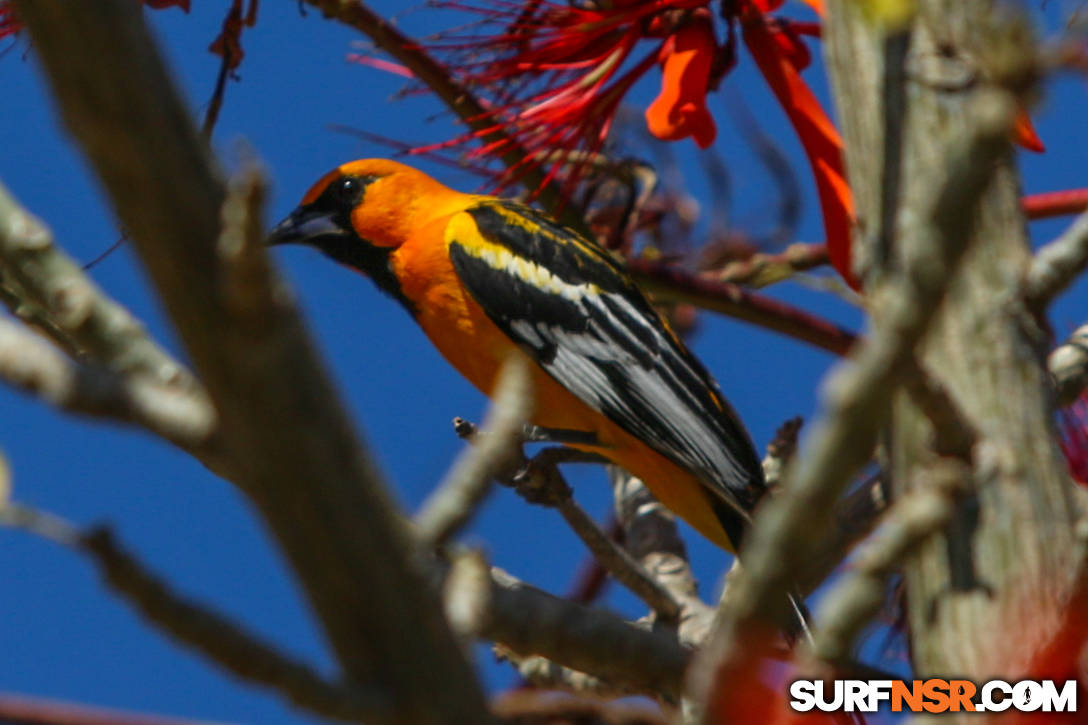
left=389, top=221, right=735, bottom=551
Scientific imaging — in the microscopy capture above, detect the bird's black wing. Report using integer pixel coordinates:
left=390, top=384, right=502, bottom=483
left=446, top=199, right=766, bottom=523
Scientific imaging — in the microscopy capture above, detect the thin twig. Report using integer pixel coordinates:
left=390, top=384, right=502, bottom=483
left=0, top=504, right=388, bottom=723
left=564, top=517, right=622, bottom=605
left=1025, top=207, right=1088, bottom=309
left=302, top=0, right=574, bottom=225
left=452, top=418, right=682, bottom=620
left=628, top=258, right=858, bottom=357
left=713, top=243, right=831, bottom=288
left=554, top=491, right=682, bottom=620
left=415, top=357, right=532, bottom=549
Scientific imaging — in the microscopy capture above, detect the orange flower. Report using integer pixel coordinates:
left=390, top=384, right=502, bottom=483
left=645, top=17, right=718, bottom=148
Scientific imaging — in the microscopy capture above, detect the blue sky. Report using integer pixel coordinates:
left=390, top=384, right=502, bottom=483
left=1, top=1, right=1086, bottom=722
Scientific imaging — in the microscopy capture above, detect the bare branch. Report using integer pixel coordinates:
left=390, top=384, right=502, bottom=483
left=553, top=485, right=682, bottom=621
left=442, top=548, right=493, bottom=642
left=1050, top=322, right=1088, bottom=406
left=0, top=504, right=387, bottom=723
left=0, top=178, right=198, bottom=389
left=609, top=468, right=713, bottom=646
left=416, top=357, right=532, bottom=549
left=1025, top=208, right=1088, bottom=308
left=492, top=690, right=668, bottom=725
left=714, top=243, right=831, bottom=289
left=484, top=568, right=689, bottom=701
left=11, top=1, right=490, bottom=720
left=0, top=692, right=224, bottom=725
left=0, top=317, right=217, bottom=450
left=496, top=649, right=642, bottom=699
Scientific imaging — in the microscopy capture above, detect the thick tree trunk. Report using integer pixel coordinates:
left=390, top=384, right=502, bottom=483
left=824, top=0, right=1082, bottom=682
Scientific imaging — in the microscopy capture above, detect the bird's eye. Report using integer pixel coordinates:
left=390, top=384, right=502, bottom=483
left=336, top=177, right=361, bottom=204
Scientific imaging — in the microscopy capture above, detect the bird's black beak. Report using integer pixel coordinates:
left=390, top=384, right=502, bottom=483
left=266, top=205, right=352, bottom=248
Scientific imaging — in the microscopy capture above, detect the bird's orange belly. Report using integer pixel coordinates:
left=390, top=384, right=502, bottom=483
left=413, top=288, right=734, bottom=551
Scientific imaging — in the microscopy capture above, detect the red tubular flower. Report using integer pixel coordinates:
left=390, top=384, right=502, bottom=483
left=742, top=3, right=857, bottom=288
left=412, top=0, right=861, bottom=265
left=645, top=16, right=718, bottom=148
left=1022, top=188, right=1088, bottom=220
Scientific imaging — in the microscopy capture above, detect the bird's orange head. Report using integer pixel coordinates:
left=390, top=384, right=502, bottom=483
left=267, top=159, right=465, bottom=271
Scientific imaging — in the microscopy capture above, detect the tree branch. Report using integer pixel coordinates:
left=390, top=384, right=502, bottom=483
left=713, top=243, right=831, bottom=289
left=609, top=468, right=714, bottom=646
left=1050, top=322, right=1088, bottom=406
left=415, top=357, right=531, bottom=549
left=0, top=693, right=218, bottom=725
left=0, top=178, right=198, bottom=390
left=628, top=259, right=858, bottom=357
left=484, top=568, right=689, bottom=701
left=0, top=317, right=217, bottom=451
left=12, top=2, right=490, bottom=721
left=0, top=504, right=386, bottom=723
left=1025, top=207, right=1088, bottom=309
left=688, top=87, right=1019, bottom=713
left=453, top=418, right=682, bottom=620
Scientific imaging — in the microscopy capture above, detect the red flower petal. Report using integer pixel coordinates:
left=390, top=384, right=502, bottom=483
left=645, top=19, right=718, bottom=148
left=768, top=18, right=811, bottom=70
left=1014, top=109, right=1045, bottom=153
left=743, top=8, right=858, bottom=289
left=1022, top=188, right=1088, bottom=220
left=0, top=1, right=22, bottom=40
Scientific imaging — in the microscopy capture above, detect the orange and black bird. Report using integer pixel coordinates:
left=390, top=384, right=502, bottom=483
left=268, top=159, right=803, bottom=628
